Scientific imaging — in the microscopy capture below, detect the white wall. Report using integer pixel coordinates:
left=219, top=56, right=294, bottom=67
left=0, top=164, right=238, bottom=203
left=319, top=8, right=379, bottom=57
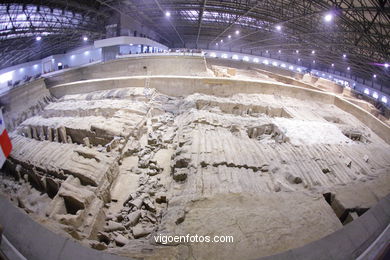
left=1, top=44, right=387, bottom=106
left=204, top=49, right=389, bottom=105
left=0, top=36, right=169, bottom=91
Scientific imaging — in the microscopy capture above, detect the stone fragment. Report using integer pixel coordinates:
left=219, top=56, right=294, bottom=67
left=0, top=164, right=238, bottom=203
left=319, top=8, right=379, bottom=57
left=363, top=155, right=369, bottom=163
left=345, top=159, right=352, bottom=168
left=105, top=214, right=114, bottom=221
left=145, top=211, right=157, bottom=223
left=146, top=168, right=159, bottom=176
left=123, top=193, right=137, bottom=206
left=104, top=221, right=125, bottom=232
left=91, top=242, right=108, bottom=250
left=173, top=169, right=187, bottom=182
left=139, top=158, right=151, bottom=169
left=286, top=173, right=302, bottom=184
left=155, top=193, right=167, bottom=204
left=132, top=224, right=153, bottom=238
left=106, top=137, right=121, bottom=152
left=175, top=209, right=186, bottom=225
left=68, top=230, right=82, bottom=240
left=322, top=168, right=331, bottom=174
left=143, top=198, right=156, bottom=212
left=83, top=137, right=91, bottom=147
left=115, top=213, right=124, bottom=222
left=129, top=197, right=144, bottom=209
left=97, top=232, right=111, bottom=244
left=17, top=196, right=26, bottom=209
left=126, top=210, right=141, bottom=227
left=173, top=156, right=190, bottom=168
left=150, top=108, right=165, bottom=117
left=134, top=168, right=143, bottom=175
left=149, top=159, right=157, bottom=165
left=114, top=234, right=129, bottom=246
left=147, top=132, right=158, bottom=146
left=125, top=142, right=140, bottom=156
left=260, top=164, right=269, bottom=172
left=152, top=122, right=163, bottom=131
left=358, top=168, right=367, bottom=175
left=149, top=162, right=160, bottom=170
left=162, top=130, right=175, bottom=144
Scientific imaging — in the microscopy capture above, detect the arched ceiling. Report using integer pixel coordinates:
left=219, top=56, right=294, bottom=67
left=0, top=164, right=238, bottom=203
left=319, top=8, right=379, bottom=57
left=0, top=0, right=106, bottom=68
left=0, top=0, right=389, bottom=90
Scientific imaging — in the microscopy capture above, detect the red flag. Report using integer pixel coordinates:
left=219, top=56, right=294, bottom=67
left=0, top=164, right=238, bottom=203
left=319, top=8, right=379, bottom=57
left=0, top=108, right=12, bottom=168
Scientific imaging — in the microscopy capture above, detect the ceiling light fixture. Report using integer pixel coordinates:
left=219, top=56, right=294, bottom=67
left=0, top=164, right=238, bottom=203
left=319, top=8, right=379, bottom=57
left=324, top=13, right=333, bottom=22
